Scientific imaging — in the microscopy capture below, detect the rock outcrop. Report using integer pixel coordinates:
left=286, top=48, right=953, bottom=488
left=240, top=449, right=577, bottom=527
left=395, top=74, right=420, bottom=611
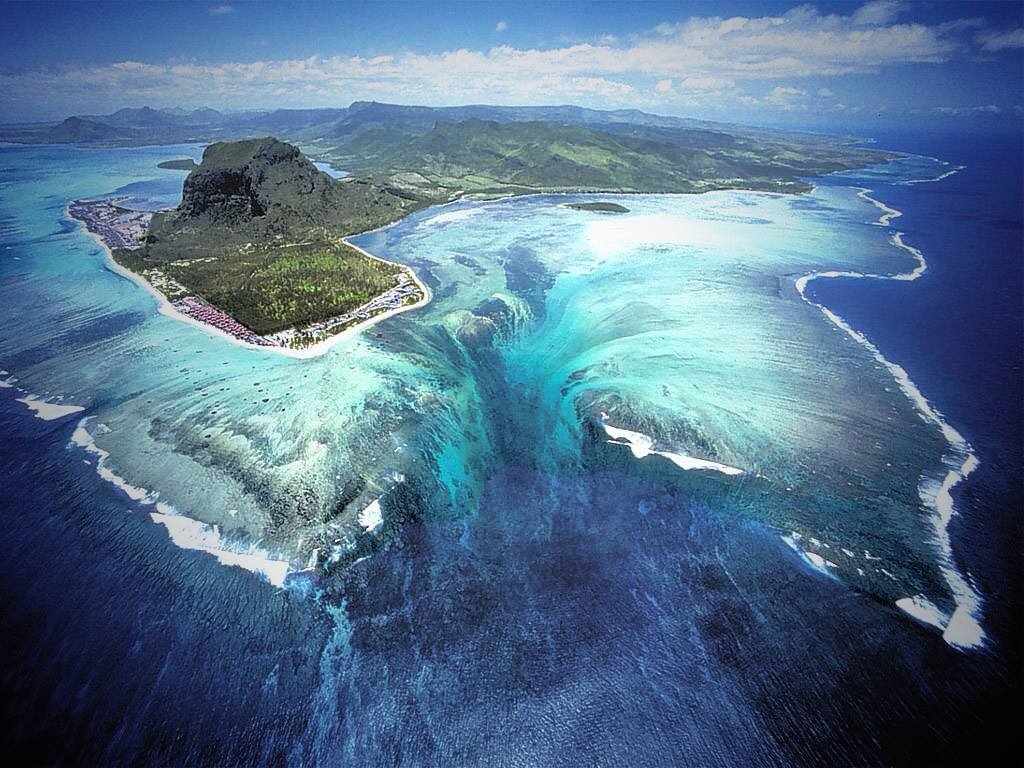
left=144, top=137, right=419, bottom=259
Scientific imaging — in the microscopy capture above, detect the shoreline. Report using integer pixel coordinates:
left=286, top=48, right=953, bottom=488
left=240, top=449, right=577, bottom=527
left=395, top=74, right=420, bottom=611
left=793, top=174, right=985, bottom=650
left=298, top=235, right=433, bottom=358
left=66, top=202, right=433, bottom=360
left=66, top=172, right=826, bottom=362
left=69, top=417, right=292, bottom=588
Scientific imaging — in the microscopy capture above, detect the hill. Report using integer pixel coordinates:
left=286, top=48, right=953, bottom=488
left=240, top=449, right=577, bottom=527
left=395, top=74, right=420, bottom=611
left=45, top=116, right=127, bottom=142
left=326, top=117, right=888, bottom=198
left=145, top=137, right=417, bottom=254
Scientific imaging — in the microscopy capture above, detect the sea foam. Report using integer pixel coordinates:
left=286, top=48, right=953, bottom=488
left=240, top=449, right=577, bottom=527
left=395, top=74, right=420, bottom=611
left=795, top=177, right=985, bottom=650
left=16, top=396, right=85, bottom=421
left=0, top=371, right=85, bottom=419
left=70, top=418, right=292, bottom=588
left=782, top=533, right=835, bottom=577
left=149, top=512, right=290, bottom=588
left=358, top=499, right=384, bottom=532
left=601, top=417, right=743, bottom=476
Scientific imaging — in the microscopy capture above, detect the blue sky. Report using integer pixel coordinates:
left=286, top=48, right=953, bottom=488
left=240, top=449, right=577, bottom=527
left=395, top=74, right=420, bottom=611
left=3, top=0, right=1022, bottom=131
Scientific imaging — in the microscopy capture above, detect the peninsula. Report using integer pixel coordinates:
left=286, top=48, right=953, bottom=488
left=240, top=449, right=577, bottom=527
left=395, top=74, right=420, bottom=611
left=71, top=137, right=427, bottom=351
left=157, top=158, right=198, bottom=171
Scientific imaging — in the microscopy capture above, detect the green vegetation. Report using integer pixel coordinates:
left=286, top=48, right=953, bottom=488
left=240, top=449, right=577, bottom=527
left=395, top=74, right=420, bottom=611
left=324, top=118, right=893, bottom=199
left=157, top=158, right=198, bottom=170
left=115, top=241, right=404, bottom=335
left=566, top=202, right=630, bottom=213
left=211, top=244, right=398, bottom=335
left=117, top=137, right=422, bottom=336
left=287, top=313, right=368, bottom=349
left=3, top=103, right=896, bottom=201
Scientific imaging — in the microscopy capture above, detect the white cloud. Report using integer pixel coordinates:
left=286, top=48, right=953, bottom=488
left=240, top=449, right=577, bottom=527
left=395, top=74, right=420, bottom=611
left=851, top=1, right=905, bottom=27
left=0, top=1, right=1017, bottom=120
left=733, top=85, right=808, bottom=110
left=977, top=27, right=1024, bottom=52
left=764, top=86, right=807, bottom=106
left=931, top=104, right=1003, bottom=116
left=208, top=4, right=235, bottom=15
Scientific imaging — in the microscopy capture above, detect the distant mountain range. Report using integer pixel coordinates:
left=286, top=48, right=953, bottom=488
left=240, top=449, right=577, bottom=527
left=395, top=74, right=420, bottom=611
left=2, top=102, right=897, bottom=202
left=2, top=101, right=894, bottom=198
left=3, top=101, right=782, bottom=143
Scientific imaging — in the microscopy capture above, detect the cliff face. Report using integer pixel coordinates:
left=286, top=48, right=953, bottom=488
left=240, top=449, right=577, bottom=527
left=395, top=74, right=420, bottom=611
left=175, top=138, right=329, bottom=225
left=144, top=137, right=419, bottom=259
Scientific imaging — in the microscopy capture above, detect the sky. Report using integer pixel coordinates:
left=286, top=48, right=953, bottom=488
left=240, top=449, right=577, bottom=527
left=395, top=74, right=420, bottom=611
left=2, top=0, right=1022, bottom=132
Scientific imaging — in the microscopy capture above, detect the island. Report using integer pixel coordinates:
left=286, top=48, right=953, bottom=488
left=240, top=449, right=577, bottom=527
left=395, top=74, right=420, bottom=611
left=5, top=102, right=898, bottom=200
left=565, top=202, right=630, bottom=213
left=157, top=158, right=198, bottom=171
left=57, top=105, right=898, bottom=355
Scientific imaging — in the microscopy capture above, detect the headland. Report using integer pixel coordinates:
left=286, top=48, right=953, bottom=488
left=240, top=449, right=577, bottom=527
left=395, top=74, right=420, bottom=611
left=69, top=139, right=429, bottom=355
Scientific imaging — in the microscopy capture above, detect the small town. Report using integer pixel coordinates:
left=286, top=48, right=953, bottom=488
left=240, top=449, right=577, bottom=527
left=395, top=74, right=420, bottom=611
left=68, top=198, right=152, bottom=250
left=171, top=296, right=277, bottom=347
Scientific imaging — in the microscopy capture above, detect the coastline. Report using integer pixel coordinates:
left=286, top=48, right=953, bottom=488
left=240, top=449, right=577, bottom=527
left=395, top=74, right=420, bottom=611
left=793, top=175, right=985, bottom=650
left=69, top=417, right=292, bottom=588
left=51, top=159, right=987, bottom=621
left=67, top=202, right=433, bottom=360
left=66, top=178, right=881, bottom=361
left=66, top=169, right=829, bottom=362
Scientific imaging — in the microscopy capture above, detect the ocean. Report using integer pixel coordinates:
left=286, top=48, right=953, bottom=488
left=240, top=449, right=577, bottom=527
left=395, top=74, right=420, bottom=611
left=0, top=132, right=1019, bottom=765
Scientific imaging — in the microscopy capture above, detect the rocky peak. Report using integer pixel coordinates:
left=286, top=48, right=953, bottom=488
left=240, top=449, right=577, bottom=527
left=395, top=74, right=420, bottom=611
left=177, top=137, right=330, bottom=224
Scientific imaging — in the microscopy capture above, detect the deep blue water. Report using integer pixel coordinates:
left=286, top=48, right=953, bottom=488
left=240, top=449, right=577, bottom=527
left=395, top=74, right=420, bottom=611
left=812, top=131, right=1024, bottom=659
left=1, top=133, right=1020, bottom=766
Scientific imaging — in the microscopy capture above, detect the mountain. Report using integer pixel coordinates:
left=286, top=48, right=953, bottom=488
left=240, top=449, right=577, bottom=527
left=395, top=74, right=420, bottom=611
left=1, top=100, right=896, bottom=202
left=146, top=136, right=414, bottom=250
left=229, top=108, right=348, bottom=135
left=189, top=107, right=224, bottom=124
left=0, top=101, right=870, bottom=155
left=44, top=116, right=127, bottom=142
left=103, top=106, right=184, bottom=128
left=324, top=116, right=892, bottom=198
left=1, top=101, right=892, bottom=198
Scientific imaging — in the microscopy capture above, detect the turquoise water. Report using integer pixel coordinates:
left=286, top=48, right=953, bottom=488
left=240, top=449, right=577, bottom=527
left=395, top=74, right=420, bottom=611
left=0, top=141, right=1007, bottom=764
left=0, top=142, right=965, bottom=625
